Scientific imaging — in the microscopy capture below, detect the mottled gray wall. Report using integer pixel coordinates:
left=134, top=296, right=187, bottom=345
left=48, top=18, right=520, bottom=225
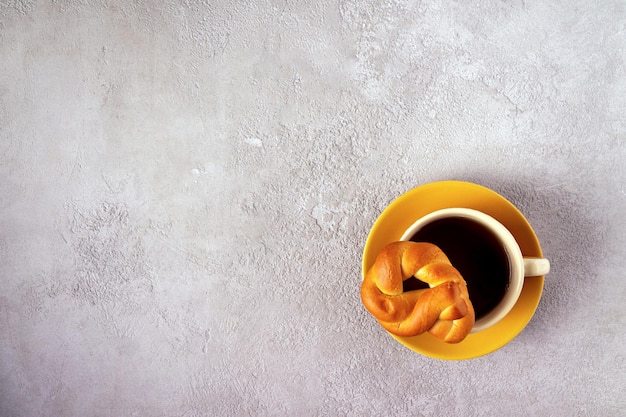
left=1, top=1, right=625, bottom=416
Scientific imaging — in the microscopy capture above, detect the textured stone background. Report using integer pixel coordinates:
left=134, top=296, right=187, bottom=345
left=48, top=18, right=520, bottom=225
left=1, top=1, right=625, bottom=416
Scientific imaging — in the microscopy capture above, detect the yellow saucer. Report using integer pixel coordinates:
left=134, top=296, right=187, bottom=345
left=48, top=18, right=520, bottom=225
left=361, top=180, right=545, bottom=360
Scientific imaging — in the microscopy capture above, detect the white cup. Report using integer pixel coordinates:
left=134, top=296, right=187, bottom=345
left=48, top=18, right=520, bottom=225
left=400, top=208, right=550, bottom=333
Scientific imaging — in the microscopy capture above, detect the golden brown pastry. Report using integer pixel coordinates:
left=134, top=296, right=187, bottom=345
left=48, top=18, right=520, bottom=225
left=361, top=241, right=475, bottom=343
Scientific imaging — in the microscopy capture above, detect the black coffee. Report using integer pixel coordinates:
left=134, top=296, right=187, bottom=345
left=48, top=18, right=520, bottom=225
left=408, top=217, right=510, bottom=319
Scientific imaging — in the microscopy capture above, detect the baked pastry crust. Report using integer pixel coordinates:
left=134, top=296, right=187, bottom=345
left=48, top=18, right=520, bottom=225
left=361, top=241, right=475, bottom=343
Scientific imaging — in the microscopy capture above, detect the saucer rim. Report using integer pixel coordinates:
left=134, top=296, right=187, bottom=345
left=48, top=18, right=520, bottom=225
left=361, top=180, right=545, bottom=360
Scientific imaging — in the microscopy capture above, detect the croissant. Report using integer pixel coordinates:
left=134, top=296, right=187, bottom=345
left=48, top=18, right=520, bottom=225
left=361, top=241, right=475, bottom=343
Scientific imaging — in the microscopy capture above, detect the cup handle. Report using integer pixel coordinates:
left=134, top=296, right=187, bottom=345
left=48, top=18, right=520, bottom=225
left=523, top=257, right=550, bottom=277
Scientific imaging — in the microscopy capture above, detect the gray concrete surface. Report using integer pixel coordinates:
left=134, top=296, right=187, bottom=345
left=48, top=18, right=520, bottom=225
left=1, top=1, right=625, bottom=416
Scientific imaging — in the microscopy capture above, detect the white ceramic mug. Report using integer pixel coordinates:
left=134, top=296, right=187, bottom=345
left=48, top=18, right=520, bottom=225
left=400, top=208, right=550, bottom=333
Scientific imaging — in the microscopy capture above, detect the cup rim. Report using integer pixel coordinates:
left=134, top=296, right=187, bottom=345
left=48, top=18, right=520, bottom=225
left=399, top=207, right=525, bottom=333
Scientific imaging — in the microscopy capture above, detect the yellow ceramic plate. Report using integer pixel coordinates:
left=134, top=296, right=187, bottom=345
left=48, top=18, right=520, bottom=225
left=361, top=180, right=545, bottom=360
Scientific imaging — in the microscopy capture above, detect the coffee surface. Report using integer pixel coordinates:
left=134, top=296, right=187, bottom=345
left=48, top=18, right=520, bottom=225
left=409, top=217, right=510, bottom=319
